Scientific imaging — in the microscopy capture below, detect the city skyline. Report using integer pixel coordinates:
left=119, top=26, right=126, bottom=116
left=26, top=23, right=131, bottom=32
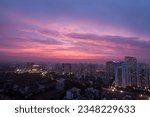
left=1, top=55, right=150, bottom=100
left=0, top=0, right=150, bottom=63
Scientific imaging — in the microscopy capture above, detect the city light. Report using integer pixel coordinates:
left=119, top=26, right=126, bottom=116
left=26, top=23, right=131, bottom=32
left=140, top=94, right=143, bottom=97
left=0, top=56, right=150, bottom=100
left=111, top=89, right=115, bottom=92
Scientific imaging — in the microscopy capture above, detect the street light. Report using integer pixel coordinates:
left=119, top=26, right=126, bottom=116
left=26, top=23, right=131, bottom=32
left=120, top=90, right=123, bottom=93
left=140, top=94, right=143, bottom=97
left=112, top=89, right=115, bottom=92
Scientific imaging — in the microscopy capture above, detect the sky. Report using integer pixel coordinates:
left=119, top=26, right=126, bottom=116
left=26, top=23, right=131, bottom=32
left=0, top=0, right=150, bottom=63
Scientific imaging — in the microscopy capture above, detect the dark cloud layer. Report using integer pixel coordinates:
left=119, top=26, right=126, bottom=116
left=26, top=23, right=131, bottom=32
left=1, top=0, right=150, bottom=36
left=0, top=37, right=62, bottom=49
left=38, top=29, right=61, bottom=37
left=67, top=33, right=150, bottom=49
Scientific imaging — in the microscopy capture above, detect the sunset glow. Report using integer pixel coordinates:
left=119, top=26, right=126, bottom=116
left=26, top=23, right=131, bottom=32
left=0, top=0, right=150, bottom=63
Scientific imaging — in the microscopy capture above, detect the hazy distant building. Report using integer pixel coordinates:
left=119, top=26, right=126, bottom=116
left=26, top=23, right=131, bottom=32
left=71, top=64, right=84, bottom=76
left=51, top=63, right=63, bottom=74
left=87, top=64, right=98, bottom=76
left=62, top=63, right=71, bottom=74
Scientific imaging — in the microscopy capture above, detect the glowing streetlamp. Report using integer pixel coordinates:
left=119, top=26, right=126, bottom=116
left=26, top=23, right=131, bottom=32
left=140, top=94, right=143, bottom=97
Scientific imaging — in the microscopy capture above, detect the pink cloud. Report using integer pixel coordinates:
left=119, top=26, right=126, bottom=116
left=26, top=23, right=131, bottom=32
left=0, top=7, right=150, bottom=62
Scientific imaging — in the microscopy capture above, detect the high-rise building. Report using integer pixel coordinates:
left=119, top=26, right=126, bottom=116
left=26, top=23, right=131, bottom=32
left=122, top=63, right=127, bottom=88
left=106, top=61, right=115, bottom=79
left=125, top=56, right=137, bottom=87
left=115, top=56, right=150, bottom=89
left=115, top=62, right=127, bottom=88
left=137, top=63, right=150, bottom=88
left=106, top=61, right=123, bottom=79
left=115, top=65, right=122, bottom=87
left=148, top=68, right=150, bottom=88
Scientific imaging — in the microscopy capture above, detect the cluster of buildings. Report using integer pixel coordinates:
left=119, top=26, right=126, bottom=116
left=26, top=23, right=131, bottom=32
left=106, top=56, right=150, bottom=89
left=64, top=87, right=100, bottom=100
left=46, top=63, right=105, bottom=77
left=0, top=73, right=56, bottom=99
left=14, top=56, right=150, bottom=90
left=15, top=64, right=45, bottom=73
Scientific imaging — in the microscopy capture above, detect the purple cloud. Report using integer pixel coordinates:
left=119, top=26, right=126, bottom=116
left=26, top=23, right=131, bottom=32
left=67, top=33, right=150, bottom=49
